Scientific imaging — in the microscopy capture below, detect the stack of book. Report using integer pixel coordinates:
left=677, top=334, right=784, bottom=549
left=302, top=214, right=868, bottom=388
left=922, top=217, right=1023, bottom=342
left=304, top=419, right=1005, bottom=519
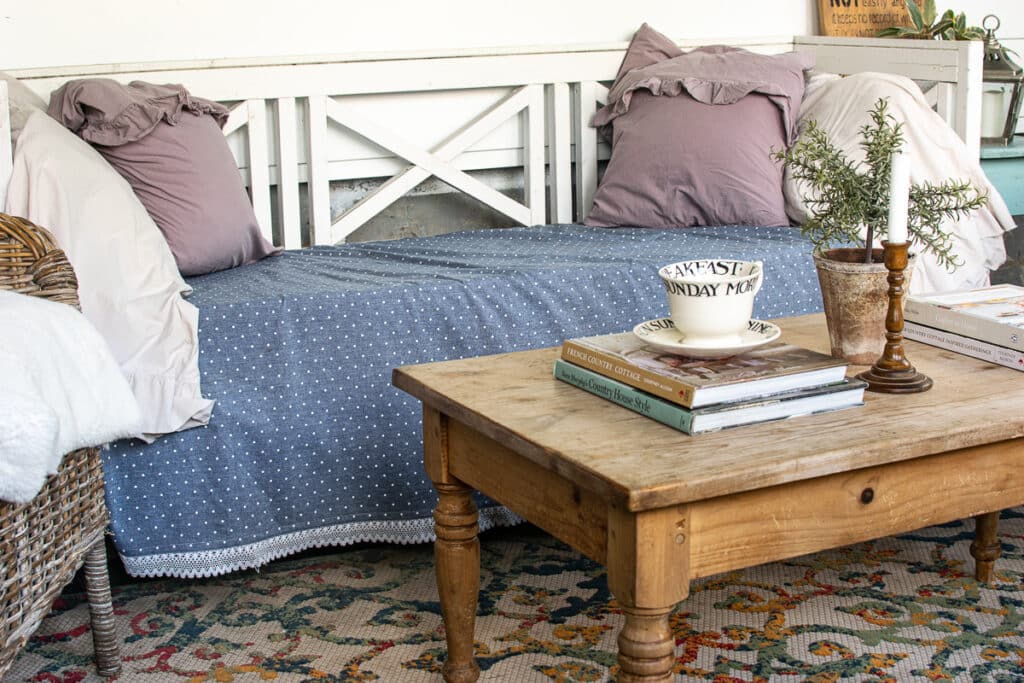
left=903, top=284, right=1024, bottom=372
left=554, top=332, right=866, bottom=434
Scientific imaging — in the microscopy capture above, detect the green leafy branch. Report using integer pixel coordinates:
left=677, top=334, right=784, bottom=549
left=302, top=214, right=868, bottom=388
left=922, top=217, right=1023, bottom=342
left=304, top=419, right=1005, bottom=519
left=774, top=97, right=987, bottom=270
left=909, top=180, right=988, bottom=268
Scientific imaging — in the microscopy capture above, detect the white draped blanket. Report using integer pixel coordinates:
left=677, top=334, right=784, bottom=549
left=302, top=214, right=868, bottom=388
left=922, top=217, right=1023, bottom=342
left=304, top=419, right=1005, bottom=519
left=784, top=71, right=1016, bottom=295
left=0, top=290, right=141, bottom=504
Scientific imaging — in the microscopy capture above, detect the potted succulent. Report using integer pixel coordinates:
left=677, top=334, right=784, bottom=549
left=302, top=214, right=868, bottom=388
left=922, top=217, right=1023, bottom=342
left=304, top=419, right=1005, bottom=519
left=774, top=97, right=988, bottom=363
left=877, top=0, right=984, bottom=41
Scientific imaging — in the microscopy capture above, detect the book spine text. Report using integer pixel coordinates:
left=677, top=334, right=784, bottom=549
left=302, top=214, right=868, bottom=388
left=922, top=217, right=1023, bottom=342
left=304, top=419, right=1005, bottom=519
left=553, top=360, right=696, bottom=433
left=904, top=321, right=1024, bottom=372
left=904, top=300, right=1024, bottom=352
left=560, top=341, right=696, bottom=406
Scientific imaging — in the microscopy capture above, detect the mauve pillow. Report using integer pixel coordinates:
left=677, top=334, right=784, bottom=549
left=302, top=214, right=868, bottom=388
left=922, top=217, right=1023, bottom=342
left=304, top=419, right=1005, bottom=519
left=585, top=29, right=814, bottom=229
left=48, top=79, right=281, bottom=276
left=589, top=91, right=793, bottom=227
left=612, top=23, right=683, bottom=82
left=94, top=113, right=282, bottom=275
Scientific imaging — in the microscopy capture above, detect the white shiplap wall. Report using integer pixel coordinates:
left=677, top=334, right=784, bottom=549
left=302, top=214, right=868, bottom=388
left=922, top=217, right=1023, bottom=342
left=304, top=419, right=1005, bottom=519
left=2, top=0, right=1020, bottom=71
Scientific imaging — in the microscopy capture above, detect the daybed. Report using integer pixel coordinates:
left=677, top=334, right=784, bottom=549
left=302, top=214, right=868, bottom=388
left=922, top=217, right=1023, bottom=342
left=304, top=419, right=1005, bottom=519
left=0, top=33, right=1013, bottom=578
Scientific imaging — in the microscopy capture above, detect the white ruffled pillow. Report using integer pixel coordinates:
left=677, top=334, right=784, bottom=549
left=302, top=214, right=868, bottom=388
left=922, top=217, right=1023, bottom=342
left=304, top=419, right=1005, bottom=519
left=5, top=111, right=214, bottom=441
left=0, top=71, right=46, bottom=143
left=785, top=71, right=1015, bottom=295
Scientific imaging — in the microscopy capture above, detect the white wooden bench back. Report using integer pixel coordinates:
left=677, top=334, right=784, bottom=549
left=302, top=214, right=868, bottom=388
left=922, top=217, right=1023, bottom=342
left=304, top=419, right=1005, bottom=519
left=1, top=37, right=982, bottom=250
left=795, top=36, right=983, bottom=158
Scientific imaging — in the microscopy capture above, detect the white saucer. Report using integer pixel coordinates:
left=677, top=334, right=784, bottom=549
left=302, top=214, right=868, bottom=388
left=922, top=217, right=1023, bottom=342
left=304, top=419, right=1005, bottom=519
left=632, top=318, right=782, bottom=359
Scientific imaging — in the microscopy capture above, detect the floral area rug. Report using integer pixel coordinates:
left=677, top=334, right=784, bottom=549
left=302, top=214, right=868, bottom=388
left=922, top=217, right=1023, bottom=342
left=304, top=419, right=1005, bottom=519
left=6, top=510, right=1024, bottom=683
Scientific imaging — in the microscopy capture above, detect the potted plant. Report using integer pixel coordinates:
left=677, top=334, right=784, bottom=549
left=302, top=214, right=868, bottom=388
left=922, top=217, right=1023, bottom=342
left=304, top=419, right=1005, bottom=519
left=774, top=97, right=988, bottom=363
left=877, top=0, right=984, bottom=41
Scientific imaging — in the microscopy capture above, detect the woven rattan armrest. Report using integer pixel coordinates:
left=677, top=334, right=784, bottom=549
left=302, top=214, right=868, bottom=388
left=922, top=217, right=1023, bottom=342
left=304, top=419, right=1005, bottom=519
left=0, top=213, right=122, bottom=678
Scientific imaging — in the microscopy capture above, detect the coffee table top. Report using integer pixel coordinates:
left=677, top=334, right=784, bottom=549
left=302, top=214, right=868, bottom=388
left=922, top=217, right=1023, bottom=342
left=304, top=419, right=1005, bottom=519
left=393, top=314, right=1024, bottom=512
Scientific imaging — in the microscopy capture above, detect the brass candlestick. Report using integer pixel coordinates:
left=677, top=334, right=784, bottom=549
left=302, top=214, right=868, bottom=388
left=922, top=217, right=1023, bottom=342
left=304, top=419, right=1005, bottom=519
left=856, top=241, right=932, bottom=393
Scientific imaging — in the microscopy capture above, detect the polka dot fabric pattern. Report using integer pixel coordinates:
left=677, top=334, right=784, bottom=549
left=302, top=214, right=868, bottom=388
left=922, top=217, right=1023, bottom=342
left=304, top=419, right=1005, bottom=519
left=104, top=224, right=822, bottom=578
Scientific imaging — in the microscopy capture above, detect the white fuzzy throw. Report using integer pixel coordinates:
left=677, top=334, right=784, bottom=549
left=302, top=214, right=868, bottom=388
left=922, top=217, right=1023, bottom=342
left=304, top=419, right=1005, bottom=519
left=0, top=290, right=141, bottom=504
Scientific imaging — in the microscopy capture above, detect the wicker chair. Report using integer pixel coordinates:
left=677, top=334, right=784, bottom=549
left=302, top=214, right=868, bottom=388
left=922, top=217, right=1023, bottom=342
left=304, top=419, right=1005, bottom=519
left=0, top=213, right=121, bottom=678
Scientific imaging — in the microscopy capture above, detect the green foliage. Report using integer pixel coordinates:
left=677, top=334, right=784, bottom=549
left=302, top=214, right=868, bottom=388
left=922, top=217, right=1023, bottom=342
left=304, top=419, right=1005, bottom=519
left=877, top=0, right=984, bottom=40
left=942, top=10, right=986, bottom=40
left=773, top=98, right=988, bottom=270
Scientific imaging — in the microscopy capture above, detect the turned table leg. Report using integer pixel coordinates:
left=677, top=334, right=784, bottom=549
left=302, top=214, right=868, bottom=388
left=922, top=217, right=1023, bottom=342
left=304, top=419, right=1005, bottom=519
left=433, top=481, right=481, bottom=683
left=607, top=505, right=691, bottom=683
left=971, top=511, right=1002, bottom=583
left=423, top=407, right=480, bottom=683
left=617, top=606, right=675, bottom=682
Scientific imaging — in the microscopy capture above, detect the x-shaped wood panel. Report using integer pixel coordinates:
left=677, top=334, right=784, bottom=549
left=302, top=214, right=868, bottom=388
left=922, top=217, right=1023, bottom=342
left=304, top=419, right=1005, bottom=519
left=312, top=84, right=545, bottom=244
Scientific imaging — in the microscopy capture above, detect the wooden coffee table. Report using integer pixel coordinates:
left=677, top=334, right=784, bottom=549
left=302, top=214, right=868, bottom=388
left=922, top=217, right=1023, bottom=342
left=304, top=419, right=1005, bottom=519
left=392, top=313, right=1024, bottom=683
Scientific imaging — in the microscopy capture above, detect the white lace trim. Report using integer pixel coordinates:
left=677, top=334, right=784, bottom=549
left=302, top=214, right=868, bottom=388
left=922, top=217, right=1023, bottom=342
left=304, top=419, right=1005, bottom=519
left=119, top=507, right=525, bottom=579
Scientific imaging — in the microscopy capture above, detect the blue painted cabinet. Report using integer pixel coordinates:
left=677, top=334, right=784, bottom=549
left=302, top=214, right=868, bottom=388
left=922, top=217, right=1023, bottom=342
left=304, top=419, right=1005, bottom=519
left=981, top=138, right=1024, bottom=215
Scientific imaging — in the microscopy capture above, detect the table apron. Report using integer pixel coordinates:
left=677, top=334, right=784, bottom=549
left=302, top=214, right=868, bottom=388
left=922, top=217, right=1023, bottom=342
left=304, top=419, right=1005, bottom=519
left=688, top=438, right=1024, bottom=578
left=446, top=412, right=1024, bottom=586
left=447, top=418, right=610, bottom=564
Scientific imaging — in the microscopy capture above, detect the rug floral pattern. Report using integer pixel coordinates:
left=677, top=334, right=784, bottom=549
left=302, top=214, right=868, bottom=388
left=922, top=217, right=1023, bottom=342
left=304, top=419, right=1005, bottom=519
left=6, top=510, right=1024, bottom=682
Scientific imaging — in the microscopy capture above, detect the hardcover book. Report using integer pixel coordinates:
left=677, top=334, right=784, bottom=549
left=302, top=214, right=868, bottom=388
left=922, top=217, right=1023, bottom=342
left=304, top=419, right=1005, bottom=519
left=560, top=332, right=848, bottom=408
left=553, top=359, right=866, bottom=434
left=904, top=320, right=1024, bottom=372
left=904, top=284, right=1024, bottom=352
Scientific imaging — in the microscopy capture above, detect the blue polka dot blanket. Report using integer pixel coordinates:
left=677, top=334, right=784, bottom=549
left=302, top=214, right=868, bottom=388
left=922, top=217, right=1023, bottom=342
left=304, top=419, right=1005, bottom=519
left=105, top=224, right=822, bottom=578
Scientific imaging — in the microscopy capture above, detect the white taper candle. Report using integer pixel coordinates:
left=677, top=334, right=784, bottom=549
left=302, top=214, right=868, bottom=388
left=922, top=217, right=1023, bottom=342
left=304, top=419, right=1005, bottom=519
left=887, top=150, right=910, bottom=245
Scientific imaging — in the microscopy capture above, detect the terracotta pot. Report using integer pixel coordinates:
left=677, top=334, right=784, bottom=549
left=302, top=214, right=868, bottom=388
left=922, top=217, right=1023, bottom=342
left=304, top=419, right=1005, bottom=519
left=813, top=248, right=915, bottom=365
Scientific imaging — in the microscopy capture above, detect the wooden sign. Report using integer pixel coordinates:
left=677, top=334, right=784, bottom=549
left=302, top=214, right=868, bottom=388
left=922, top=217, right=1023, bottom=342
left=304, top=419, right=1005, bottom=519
left=818, top=0, right=913, bottom=37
